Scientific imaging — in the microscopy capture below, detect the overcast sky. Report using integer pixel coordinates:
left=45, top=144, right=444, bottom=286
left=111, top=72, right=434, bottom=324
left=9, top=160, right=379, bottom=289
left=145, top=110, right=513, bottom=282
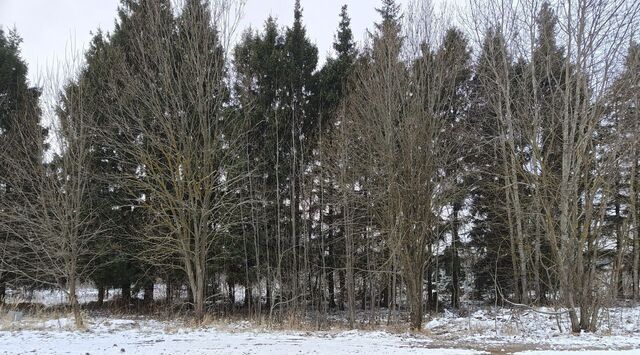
left=0, top=0, right=416, bottom=86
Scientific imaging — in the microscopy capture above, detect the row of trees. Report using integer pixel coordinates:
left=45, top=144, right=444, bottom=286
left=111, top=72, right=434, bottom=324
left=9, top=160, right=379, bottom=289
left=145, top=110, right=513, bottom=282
left=1, top=0, right=639, bottom=332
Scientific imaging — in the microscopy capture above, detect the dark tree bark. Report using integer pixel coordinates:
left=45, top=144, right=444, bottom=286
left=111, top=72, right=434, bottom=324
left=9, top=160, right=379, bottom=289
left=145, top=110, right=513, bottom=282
left=451, top=203, right=462, bottom=309
left=0, top=281, right=5, bottom=305
left=327, top=269, right=336, bottom=309
left=121, top=283, right=131, bottom=305
left=144, top=282, right=154, bottom=305
left=228, top=282, right=235, bottom=304
left=338, top=269, right=346, bottom=311
left=244, top=287, right=252, bottom=308
left=97, top=286, right=105, bottom=306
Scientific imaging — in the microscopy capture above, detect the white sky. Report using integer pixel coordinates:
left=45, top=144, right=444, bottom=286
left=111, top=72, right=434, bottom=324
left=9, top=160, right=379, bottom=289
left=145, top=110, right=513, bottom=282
left=0, top=0, right=416, bottom=86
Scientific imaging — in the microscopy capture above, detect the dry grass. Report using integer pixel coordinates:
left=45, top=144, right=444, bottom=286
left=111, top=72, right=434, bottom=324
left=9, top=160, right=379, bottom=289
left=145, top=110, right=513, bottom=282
left=0, top=304, right=75, bottom=331
left=0, top=298, right=447, bottom=336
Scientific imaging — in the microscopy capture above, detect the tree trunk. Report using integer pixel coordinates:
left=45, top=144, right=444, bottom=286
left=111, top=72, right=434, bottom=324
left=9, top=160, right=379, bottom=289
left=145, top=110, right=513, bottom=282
left=500, top=136, right=520, bottom=302
left=345, top=212, right=355, bottom=327
left=121, top=283, right=131, bottom=306
left=534, top=207, right=543, bottom=303
left=194, top=286, right=205, bottom=321
left=144, top=282, right=154, bottom=305
left=97, top=286, right=105, bottom=306
left=338, top=269, right=346, bottom=311
left=327, top=227, right=337, bottom=309
left=361, top=275, right=367, bottom=310
left=427, top=266, right=434, bottom=308
left=0, top=281, right=5, bottom=305
left=192, top=263, right=206, bottom=321
left=327, top=269, right=336, bottom=309
left=69, top=279, right=84, bottom=328
left=497, top=68, right=528, bottom=304
left=406, top=269, right=424, bottom=330
left=266, top=280, right=272, bottom=309
left=614, top=202, right=625, bottom=300
left=379, top=284, right=389, bottom=308
left=427, top=243, right=434, bottom=307
left=451, top=203, right=461, bottom=309
left=165, top=278, right=173, bottom=304
left=228, top=281, right=235, bottom=304
left=244, top=286, right=252, bottom=308
left=632, top=154, right=639, bottom=302
left=505, top=111, right=528, bottom=304
left=346, top=250, right=355, bottom=326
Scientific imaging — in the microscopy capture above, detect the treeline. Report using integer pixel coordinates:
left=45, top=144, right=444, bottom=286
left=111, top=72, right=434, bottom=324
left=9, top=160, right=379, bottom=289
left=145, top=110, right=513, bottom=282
left=1, top=0, right=639, bottom=332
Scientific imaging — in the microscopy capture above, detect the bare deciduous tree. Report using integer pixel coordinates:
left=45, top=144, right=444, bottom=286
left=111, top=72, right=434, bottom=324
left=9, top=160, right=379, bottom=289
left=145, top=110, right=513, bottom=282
left=467, top=0, right=640, bottom=332
left=329, top=1, right=462, bottom=329
left=99, top=0, right=248, bottom=321
left=0, top=75, right=105, bottom=328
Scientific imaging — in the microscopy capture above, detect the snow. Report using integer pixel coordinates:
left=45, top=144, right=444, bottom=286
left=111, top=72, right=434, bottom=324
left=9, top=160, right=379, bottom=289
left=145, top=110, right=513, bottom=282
left=517, top=352, right=640, bottom=355
left=1, top=308, right=640, bottom=354
left=423, top=306, right=640, bottom=351
left=3, top=287, right=640, bottom=354
left=0, top=317, right=485, bottom=354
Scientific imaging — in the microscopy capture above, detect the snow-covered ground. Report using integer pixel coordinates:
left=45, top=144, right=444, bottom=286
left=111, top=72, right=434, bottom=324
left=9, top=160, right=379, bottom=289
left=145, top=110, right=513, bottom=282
left=418, top=306, right=640, bottom=354
left=1, top=308, right=639, bottom=354
left=519, top=352, right=640, bottom=355
left=3, top=287, right=640, bottom=354
left=0, top=318, right=481, bottom=355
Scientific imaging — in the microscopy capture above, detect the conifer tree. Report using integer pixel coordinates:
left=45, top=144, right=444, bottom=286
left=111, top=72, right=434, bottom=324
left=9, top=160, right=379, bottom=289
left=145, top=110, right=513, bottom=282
left=80, top=0, right=176, bottom=305
left=468, top=29, right=518, bottom=298
left=281, top=0, right=318, bottom=311
left=528, top=2, right=567, bottom=302
left=0, top=28, right=44, bottom=304
left=310, top=4, right=358, bottom=311
left=233, top=16, right=287, bottom=313
left=604, top=41, right=640, bottom=300
left=435, top=28, right=472, bottom=309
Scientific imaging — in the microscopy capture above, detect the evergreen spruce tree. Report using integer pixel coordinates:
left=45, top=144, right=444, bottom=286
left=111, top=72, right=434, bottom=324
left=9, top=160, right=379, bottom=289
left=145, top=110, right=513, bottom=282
left=233, top=15, right=287, bottom=310
left=528, top=2, right=566, bottom=302
left=0, top=28, right=44, bottom=304
left=603, top=41, right=640, bottom=300
left=318, top=5, right=356, bottom=119
left=315, top=4, right=357, bottom=310
left=79, top=30, right=146, bottom=306
left=82, top=0, right=176, bottom=306
left=282, top=0, right=319, bottom=309
left=468, top=29, right=518, bottom=298
left=434, top=28, right=472, bottom=309
left=372, top=0, right=403, bottom=58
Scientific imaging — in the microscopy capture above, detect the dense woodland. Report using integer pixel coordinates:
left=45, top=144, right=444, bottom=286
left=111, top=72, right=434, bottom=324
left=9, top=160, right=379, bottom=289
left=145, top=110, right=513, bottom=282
left=1, top=0, right=639, bottom=332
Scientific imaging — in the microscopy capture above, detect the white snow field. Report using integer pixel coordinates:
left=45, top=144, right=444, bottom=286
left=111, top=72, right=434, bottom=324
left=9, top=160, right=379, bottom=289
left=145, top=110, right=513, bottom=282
left=2, top=288, right=640, bottom=354
left=424, top=306, right=640, bottom=349
left=0, top=319, right=482, bottom=355
left=1, top=308, right=640, bottom=355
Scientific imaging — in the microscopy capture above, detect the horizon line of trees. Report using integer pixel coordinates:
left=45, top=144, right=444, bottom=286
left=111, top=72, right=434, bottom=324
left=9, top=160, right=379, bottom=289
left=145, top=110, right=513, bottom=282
left=1, top=0, right=639, bottom=332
